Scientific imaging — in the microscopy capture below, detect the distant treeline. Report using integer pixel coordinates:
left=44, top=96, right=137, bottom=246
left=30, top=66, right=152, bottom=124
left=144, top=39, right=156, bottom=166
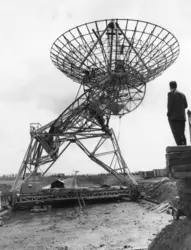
left=0, top=173, right=111, bottom=181
left=0, top=174, right=17, bottom=180
left=0, top=172, right=140, bottom=181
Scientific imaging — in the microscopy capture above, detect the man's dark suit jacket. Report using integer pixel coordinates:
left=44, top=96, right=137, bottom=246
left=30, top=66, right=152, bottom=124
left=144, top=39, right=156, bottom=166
left=167, top=90, right=188, bottom=121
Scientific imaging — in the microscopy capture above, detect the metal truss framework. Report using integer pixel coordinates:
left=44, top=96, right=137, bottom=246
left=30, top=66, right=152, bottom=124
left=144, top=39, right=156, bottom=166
left=14, top=188, right=136, bottom=209
left=12, top=19, right=179, bottom=199
left=12, top=79, right=137, bottom=192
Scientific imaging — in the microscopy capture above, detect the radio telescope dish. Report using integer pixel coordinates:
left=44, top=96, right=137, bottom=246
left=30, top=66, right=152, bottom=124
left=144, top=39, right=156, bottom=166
left=50, top=19, right=179, bottom=115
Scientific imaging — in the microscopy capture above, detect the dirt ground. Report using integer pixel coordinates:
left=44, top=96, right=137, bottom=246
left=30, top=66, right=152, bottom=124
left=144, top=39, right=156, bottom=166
left=148, top=219, right=191, bottom=250
left=0, top=200, right=172, bottom=250
left=0, top=176, right=184, bottom=249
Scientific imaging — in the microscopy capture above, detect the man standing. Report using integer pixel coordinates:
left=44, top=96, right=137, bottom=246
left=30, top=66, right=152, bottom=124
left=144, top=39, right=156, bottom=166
left=167, top=81, right=188, bottom=145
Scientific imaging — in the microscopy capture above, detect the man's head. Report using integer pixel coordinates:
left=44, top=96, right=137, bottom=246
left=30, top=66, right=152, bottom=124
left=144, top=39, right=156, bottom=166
left=169, top=81, right=177, bottom=91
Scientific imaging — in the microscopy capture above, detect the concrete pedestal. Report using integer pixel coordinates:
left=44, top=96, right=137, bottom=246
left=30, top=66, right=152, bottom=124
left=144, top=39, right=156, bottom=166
left=166, top=146, right=191, bottom=218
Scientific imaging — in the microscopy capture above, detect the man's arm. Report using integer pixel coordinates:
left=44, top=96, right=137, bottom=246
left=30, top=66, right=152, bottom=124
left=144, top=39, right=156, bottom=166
left=167, top=92, right=172, bottom=117
left=184, top=95, right=188, bottom=109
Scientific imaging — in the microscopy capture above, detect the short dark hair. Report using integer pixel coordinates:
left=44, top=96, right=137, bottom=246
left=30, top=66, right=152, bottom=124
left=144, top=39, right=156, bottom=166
left=169, top=81, right=177, bottom=89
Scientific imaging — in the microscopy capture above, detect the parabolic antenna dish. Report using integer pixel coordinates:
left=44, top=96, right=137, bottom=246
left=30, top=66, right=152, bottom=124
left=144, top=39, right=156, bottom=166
left=50, top=19, right=179, bottom=115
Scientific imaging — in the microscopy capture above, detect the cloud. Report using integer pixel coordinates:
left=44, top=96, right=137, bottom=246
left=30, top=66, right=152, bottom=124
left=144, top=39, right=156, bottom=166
left=0, top=57, right=81, bottom=114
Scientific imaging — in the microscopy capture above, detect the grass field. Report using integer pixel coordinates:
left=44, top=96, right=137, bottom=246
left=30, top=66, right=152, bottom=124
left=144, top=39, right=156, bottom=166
left=0, top=180, right=13, bottom=192
left=0, top=180, right=14, bottom=185
left=0, top=173, right=142, bottom=192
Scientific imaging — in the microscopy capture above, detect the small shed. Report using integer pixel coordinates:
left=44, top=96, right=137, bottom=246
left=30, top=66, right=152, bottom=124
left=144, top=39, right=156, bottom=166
left=51, top=179, right=65, bottom=189
left=153, top=169, right=167, bottom=177
left=142, top=170, right=154, bottom=179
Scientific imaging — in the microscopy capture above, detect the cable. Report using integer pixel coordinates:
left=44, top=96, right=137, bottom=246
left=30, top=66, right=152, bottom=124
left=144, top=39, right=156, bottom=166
left=113, top=116, right=122, bottom=169
left=75, top=84, right=82, bottom=100
left=117, top=115, right=122, bottom=142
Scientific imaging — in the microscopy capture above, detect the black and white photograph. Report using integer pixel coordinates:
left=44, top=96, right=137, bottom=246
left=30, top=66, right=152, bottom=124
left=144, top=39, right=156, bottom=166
left=0, top=0, right=191, bottom=249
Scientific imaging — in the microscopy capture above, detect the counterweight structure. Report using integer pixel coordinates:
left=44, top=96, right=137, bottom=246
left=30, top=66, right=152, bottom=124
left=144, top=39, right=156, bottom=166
left=12, top=19, right=179, bottom=199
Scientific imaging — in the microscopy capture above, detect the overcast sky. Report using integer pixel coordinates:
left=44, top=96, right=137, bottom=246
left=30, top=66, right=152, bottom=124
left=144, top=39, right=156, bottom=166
left=0, top=0, right=191, bottom=175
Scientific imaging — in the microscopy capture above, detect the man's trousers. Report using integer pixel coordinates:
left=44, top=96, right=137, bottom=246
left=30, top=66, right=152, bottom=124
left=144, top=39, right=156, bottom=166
left=168, top=120, right=187, bottom=145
